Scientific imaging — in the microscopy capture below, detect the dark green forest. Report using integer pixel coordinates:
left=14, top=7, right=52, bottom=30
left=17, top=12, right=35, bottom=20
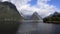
left=0, top=1, right=24, bottom=21
left=43, top=12, right=60, bottom=24
left=0, top=1, right=24, bottom=34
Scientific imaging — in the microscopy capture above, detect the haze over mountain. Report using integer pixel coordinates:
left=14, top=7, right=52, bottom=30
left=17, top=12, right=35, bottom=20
left=30, top=12, right=43, bottom=20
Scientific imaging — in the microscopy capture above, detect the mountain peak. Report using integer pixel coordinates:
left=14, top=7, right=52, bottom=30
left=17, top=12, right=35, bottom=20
left=33, top=12, right=38, bottom=15
left=0, top=1, right=17, bottom=10
left=54, top=12, right=58, bottom=14
left=0, top=1, right=24, bottom=21
left=30, top=12, right=43, bottom=20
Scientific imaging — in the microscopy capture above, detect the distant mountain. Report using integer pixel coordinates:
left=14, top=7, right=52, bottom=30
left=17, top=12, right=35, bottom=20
left=43, top=12, right=60, bottom=24
left=24, top=15, right=31, bottom=20
left=0, top=1, right=24, bottom=21
left=52, top=12, right=60, bottom=17
left=30, top=12, right=43, bottom=20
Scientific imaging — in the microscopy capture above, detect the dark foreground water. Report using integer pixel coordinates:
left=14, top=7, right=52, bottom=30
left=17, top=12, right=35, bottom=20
left=0, top=21, right=60, bottom=34
left=16, top=21, right=60, bottom=34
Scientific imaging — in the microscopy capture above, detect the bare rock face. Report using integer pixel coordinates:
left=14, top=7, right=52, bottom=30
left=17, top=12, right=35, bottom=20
left=30, top=12, right=43, bottom=20
left=30, top=12, right=43, bottom=23
left=0, top=1, right=24, bottom=34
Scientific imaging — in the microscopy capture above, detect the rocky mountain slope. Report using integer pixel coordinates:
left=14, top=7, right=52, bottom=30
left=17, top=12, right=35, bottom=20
left=30, top=12, right=43, bottom=20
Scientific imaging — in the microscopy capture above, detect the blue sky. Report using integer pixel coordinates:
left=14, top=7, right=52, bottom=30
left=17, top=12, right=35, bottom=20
left=28, top=0, right=37, bottom=6
left=27, top=0, right=60, bottom=17
left=29, top=0, right=60, bottom=9
left=48, top=0, right=60, bottom=9
left=2, top=0, right=60, bottom=17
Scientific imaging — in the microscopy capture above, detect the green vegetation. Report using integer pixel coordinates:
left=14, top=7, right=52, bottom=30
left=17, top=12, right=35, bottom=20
left=0, top=2, right=24, bottom=21
left=0, top=1, right=24, bottom=34
left=43, top=12, right=60, bottom=24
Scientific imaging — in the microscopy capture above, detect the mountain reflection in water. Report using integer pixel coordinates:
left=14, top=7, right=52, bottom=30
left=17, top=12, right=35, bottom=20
left=16, top=21, right=60, bottom=34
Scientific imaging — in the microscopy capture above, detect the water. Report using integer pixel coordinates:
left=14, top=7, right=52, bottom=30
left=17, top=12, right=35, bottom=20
left=16, top=21, right=60, bottom=34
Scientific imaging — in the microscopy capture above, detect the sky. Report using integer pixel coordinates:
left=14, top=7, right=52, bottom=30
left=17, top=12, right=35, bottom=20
left=1, top=0, right=60, bottom=18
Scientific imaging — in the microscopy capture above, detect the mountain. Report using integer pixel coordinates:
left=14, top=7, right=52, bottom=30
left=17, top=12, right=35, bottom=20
left=0, top=1, right=24, bottom=34
left=52, top=12, right=60, bottom=17
left=43, top=12, right=60, bottom=24
left=30, top=12, right=43, bottom=20
left=0, top=1, right=24, bottom=21
left=24, top=15, right=31, bottom=20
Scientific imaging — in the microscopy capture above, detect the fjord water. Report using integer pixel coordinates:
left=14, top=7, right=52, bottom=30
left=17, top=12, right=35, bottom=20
left=16, top=21, right=60, bottom=34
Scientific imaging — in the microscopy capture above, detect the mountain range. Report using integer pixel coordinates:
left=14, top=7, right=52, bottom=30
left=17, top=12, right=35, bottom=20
left=43, top=12, right=60, bottom=24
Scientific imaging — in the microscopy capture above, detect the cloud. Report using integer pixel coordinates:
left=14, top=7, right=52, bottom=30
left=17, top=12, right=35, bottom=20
left=2, top=0, right=60, bottom=18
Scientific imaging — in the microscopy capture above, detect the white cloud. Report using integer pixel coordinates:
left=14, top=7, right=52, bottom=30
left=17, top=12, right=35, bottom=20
left=2, top=0, right=60, bottom=18
left=37, top=0, right=50, bottom=5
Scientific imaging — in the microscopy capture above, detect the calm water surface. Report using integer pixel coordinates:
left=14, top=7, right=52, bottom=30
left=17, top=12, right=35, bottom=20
left=16, top=21, right=60, bottom=34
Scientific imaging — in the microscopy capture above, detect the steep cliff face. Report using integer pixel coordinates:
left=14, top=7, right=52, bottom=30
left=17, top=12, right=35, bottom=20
left=0, top=1, right=24, bottom=21
left=30, top=12, right=43, bottom=20
left=30, top=12, right=43, bottom=23
left=0, top=1, right=24, bottom=34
